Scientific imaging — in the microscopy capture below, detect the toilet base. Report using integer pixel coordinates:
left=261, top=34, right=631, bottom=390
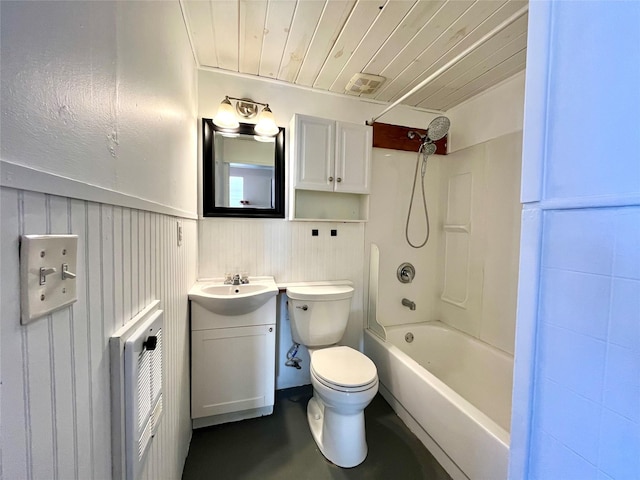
left=307, top=395, right=368, bottom=468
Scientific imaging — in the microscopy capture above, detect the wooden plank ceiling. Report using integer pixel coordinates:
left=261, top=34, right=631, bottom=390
left=182, top=0, right=528, bottom=112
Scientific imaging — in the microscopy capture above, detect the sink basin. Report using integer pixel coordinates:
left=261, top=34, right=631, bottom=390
left=189, top=277, right=278, bottom=316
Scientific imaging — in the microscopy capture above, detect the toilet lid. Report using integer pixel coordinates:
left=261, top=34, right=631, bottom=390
left=286, top=285, right=354, bottom=301
left=311, top=346, right=377, bottom=388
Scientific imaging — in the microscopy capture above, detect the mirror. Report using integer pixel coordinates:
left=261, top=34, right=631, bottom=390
left=202, top=119, right=285, bottom=218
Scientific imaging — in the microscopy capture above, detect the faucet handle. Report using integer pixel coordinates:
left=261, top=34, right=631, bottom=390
left=224, top=273, right=233, bottom=284
left=240, top=272, right=249, bottom=284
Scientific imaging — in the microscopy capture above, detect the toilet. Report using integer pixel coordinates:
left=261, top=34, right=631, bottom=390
left=286, top=284, right=378, bottom=468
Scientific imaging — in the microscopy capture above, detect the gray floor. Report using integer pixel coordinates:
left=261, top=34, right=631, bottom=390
left=182, top=385, right=452, bottom=480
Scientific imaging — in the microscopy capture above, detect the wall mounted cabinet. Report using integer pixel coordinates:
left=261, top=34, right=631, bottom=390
left=289, top=114, right=372, bottom=222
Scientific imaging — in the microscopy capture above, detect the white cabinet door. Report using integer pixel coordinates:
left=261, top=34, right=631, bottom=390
left=335, top=122, right=372, bottom=194
left=294, top=115, right=335, bottom=191
left=191, top=324, right=275, bottom=419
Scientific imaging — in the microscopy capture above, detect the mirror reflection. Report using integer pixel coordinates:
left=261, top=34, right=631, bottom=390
left=214, top=132, right=275, bottom=208
left=202, top=119, right=285, bottom=218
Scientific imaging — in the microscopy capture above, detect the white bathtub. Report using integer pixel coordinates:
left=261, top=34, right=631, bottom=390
left=364, top=321, right=513, bottom=480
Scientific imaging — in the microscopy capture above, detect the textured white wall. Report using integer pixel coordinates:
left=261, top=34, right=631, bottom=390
left=0, top=1, right=197, bottom=214
left=0, top=1, right=199, bottom=478
left=447, top=71, right=525, bottom=153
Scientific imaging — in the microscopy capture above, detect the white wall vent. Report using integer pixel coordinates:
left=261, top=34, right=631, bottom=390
left=111, top=301, right=164, bottom=480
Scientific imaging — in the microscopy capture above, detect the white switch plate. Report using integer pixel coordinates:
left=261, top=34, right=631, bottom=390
left=20, top=234, right=78, bottom=324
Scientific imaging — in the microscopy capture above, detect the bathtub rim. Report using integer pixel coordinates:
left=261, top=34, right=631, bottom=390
left=364, top=326, right=510, bottom=447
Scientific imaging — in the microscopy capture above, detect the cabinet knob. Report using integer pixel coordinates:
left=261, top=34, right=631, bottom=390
left=337, top=177, right=342, bottom=183
left=328, top=176, right=334, bottom=182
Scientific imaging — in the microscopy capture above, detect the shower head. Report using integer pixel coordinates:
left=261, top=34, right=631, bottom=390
left=426, top=116, right=450, bottom=142
left=421, top=143, right=437, bottom=156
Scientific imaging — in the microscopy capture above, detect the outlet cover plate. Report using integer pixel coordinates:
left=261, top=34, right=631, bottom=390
left=20, top=234, right=78, bottom=324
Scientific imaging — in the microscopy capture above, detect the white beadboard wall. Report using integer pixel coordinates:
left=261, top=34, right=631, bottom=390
left=0, top=186, right=198, bottom=480
left=198, top=218, right=365, bottom=351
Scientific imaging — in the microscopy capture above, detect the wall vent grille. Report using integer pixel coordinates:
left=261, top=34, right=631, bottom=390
left=111, top=301, right=164, bottom=480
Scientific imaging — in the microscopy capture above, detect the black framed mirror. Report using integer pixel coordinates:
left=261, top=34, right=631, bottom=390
left=202, top=119, right=285, bottom=218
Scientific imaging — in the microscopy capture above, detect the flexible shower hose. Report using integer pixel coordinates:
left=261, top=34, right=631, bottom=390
left=405, top=145, right=430, bottom=248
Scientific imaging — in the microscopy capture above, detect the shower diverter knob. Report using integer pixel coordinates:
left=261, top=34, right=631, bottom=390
left=397, top=262, right=415, bottom=283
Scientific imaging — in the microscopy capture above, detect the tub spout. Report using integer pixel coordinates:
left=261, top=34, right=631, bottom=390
left=402, top=298, right=416, bottom=311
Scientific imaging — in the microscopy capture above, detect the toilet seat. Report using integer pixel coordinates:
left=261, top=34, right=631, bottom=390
left=311, top=346, right=377, bottom=393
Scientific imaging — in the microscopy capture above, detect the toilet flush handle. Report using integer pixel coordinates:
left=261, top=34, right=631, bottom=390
left=296, top=305, right=308, bottom=311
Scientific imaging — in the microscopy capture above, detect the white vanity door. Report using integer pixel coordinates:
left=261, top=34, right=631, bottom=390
left=191, top=324, right=275, bottom=419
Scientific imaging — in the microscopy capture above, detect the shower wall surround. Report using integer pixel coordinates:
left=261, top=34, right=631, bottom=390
left=366, top=74, right=524, bottom=356
left=436, top=132, right=522, bottom=354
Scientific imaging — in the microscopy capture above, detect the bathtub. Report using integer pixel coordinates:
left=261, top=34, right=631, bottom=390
left=364, top=321, right=513, bottom=480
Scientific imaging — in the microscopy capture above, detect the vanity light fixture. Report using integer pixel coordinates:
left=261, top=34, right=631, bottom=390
left=213, top=96, right=279, bottom=136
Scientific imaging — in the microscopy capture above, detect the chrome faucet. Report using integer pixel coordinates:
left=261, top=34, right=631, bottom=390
left=227, top=273, right=249, bottom=285
left=402, top=298, right=416, bottom=311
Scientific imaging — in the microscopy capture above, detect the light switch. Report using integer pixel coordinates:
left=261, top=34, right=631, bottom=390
left=20, top=234, right=78, bottom=324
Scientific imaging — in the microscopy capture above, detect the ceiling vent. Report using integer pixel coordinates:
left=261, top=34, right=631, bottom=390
left=345, top=73, right=386, bottom=95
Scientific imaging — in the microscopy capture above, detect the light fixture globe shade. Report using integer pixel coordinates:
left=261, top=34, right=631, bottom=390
left=254, top=106, right=279, bottom=136
left=213, top=97, right=239, bottom=129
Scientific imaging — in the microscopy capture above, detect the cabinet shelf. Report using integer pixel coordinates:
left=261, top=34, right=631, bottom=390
left=293, top=190, right=368, bottom=222
left=289, top=114, right=372, bottom=222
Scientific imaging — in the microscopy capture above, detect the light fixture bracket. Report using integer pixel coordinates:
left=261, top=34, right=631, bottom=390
left=213, top=96, right=277, bottom=136
left=235, top=98, right=259, bottom=119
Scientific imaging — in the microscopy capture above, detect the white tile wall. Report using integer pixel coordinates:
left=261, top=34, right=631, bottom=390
left=0, top=187, right=198, bottom=480
left=529, top=207, right=640, bottom=479
left=510, top=1, right=640, bottom=476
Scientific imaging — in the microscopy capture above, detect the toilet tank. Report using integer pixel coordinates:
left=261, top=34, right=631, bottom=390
left=286, top=285, right=354, bottom=347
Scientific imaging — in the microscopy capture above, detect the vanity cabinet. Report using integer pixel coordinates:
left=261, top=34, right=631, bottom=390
left=190, top=299, right=276, bottom=428
left=290, top=114, right=372, bottom=221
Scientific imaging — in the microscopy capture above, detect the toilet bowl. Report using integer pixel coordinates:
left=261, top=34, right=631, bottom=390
left=307, top=346, right=378, bottom=468
left=286, top=284, right=379, bottom=468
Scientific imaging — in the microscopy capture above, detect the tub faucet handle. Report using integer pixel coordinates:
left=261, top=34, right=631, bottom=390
left=397, top=263, right=415, bottom=283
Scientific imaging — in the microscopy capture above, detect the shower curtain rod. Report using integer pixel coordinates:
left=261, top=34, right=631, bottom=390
left=366, top=4, right=529, bottom=126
